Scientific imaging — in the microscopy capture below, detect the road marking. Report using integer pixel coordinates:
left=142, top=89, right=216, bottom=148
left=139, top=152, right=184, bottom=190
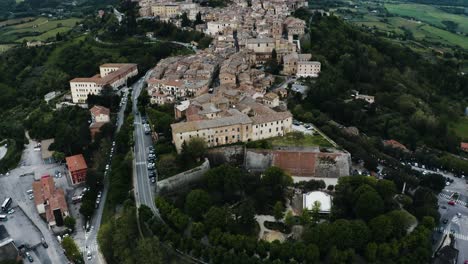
left=434, top=227, right=468, bottom=241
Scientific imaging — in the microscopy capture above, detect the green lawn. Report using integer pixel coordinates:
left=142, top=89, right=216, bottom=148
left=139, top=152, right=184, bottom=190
left=0, top=17, right=81, bottom=43
left=0, top=44, right=14, bottom=53
left=451, top=117, right=468, bottom=141
left=269, top=132, right=333, bottom=148
left=385, top=3, right=468, bottom=34
left=16, top=27, right=73, bottom=43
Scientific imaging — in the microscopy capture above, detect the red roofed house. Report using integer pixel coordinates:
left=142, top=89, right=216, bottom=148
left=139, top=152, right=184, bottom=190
left=66, top=154, right=88, bottom=185
left=383, top=139, right=410, bottom=152
left=90, top=105, right=110, bottom=140
left=461, top=142, right=468, bottom=152
left=33, top=175, right=69, bottom=228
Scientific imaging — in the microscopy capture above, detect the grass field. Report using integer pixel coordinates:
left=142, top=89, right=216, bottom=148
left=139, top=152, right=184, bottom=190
left=0, top=44, right=14, bottom=53
left=0, top=17, right=81, bottom=43
left=0, top=17, right=34, bottom=27
left=269, top=132, right=333, bottom=148
left=353, top=14, right=468, bottom=49
left=385, top=3, right=468, bottom=34
left=451, top=117, right=468, bottom=141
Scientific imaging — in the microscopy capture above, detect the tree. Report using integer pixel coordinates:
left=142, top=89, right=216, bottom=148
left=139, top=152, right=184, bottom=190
left=284, top=210, right=295, bottom=227
left=62, top=236, right=84, bottom=264
left=311, top=201, right=321, bottom=224
left=79, top=198, right=95, bottom=219
left=185, top=189, right=212, bottom=220
left=205, top=206, right=229, bottom=231
left=234, top=200, right=256, bottom=234
left=181, top=12, right=191, bottom=28
left=194, top=12, right=203, bottom=25
left=365, top=242, right=378, bottom=262
left=273, top=201, right=284, bottom=221
left=64, top=216, right=76, bottom=231
left=135, top=237, right=163, bottom=263
left=191, top=222, right=205, bottom=239
left=260, top=166, right=292, bottom=206
left=52, top=151, right=65, bottom=163
left=265, top=49, right=280, bottom=75
left=369, top=215, right=393, bottom=242
left=354, top=189, right=384, bottom=221
left=327, top=185, right=334, bottom=191
left=180, top=137, right=207, bottom=166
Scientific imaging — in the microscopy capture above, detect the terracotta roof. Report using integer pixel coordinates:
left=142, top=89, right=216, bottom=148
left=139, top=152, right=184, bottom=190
left=264, top=92, right=279, bottom=100
left=33, top=175, right=68, bottom=224
left=90, top=105, right=110, bottom=117
left=383, top=140, right=409, bottom=151
left=461, top=142, right=468, bottom=150
left=66, top=154, right=87, bottom=173
left=172, top=110, right=252, bottom=133
left=33, top=175, right=55, bottom=207
left=70, top=63, right=137, bottom=85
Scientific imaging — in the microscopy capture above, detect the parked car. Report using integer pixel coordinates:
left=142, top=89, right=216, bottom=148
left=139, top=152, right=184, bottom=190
left=7, top=209, right=14, bottom=214
left=442, top=218, right=448, bottom=224
left=41, top=237, right=48, bottom=248
left=448, top=200, right=455, bottom=206
left=87, top=251, right=92, bottom=260
left=25, top=252, right=33, bottom=262
left=151, top=177, right=156, bottom=183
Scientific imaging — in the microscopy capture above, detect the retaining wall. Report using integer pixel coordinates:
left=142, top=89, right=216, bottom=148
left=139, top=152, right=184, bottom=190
left=157, top=159, right=210, bottom=194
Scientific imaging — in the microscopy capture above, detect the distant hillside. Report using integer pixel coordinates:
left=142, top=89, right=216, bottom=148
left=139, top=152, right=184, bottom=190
left=404, top=0, right=468, bottom=7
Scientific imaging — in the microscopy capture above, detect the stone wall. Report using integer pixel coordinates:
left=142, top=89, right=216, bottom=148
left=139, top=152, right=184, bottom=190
left=207, top=145, right=245, bottom=167
left=213, top=146, right=351, bottom=178
left=157, top=159, right=210, bottom=194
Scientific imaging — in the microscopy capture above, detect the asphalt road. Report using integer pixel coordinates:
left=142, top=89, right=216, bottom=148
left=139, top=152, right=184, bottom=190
left=82, top=87, right=130, bottom=264
left=420, top=166, right=468, bottom=263
left=131, top=70, right=159, bottom=214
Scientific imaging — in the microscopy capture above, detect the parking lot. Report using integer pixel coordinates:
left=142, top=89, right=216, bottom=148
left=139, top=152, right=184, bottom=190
left=0, top=134, right=69, bottom=263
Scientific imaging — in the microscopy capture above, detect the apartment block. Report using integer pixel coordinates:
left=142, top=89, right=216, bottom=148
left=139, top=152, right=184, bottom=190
left=171, top=89, right=292, bottom=152
left=70, top=63, right=138, bottom=104
left=297, top=61, right=321, bottom=78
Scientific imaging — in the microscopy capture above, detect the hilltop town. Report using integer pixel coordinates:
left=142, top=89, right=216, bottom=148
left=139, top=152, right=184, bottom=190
left=0, top=0, right=467, bottom=263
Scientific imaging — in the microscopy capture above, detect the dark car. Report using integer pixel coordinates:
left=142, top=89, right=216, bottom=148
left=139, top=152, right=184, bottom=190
left=25, top=252, right=33, bottom=262
left=41, top=237, right=48, bottom=248
left=442, top=218, right=448, bottom=224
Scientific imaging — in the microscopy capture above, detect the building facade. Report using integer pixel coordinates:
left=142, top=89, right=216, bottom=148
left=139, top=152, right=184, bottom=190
left=296, top=61, right=321, bottom=77
left=70, top=63, right=138, bottom=104
left=66, top=154, right=88, bottom=185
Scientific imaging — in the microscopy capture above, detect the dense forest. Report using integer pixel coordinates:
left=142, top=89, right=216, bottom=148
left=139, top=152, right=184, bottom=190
left=292, top=13, right=467, bottom=154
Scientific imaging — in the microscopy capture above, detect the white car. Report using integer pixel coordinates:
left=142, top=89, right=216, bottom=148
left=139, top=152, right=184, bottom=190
left=7, top=209, right=14, bottom=214
left=87, top=251, right=92, bottom=260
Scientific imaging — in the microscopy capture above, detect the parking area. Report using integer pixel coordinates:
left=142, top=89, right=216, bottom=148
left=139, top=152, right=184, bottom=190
left=0, top=134, right=70, bottom=263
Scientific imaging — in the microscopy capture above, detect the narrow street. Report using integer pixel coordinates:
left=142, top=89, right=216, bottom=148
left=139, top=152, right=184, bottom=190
left=131, top=69, right=159, bottom=215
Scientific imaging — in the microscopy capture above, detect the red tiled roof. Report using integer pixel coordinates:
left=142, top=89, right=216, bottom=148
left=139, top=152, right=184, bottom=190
left=90, top=105, right=110, bottom=117
left=383, top=139, right=408, bottom=151
left=66, top=154, right=87, bottom=173
left=461, top=142, right=468, bottom=150
left=70, top=63, right=137, bottom=85
left=32, top=175, right=68, bottom=224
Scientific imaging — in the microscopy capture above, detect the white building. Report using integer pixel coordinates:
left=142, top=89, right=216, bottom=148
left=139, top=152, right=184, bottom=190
left=70, top=63, right=138, bottom=104
left=297, top=61, right=321, bottom=78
